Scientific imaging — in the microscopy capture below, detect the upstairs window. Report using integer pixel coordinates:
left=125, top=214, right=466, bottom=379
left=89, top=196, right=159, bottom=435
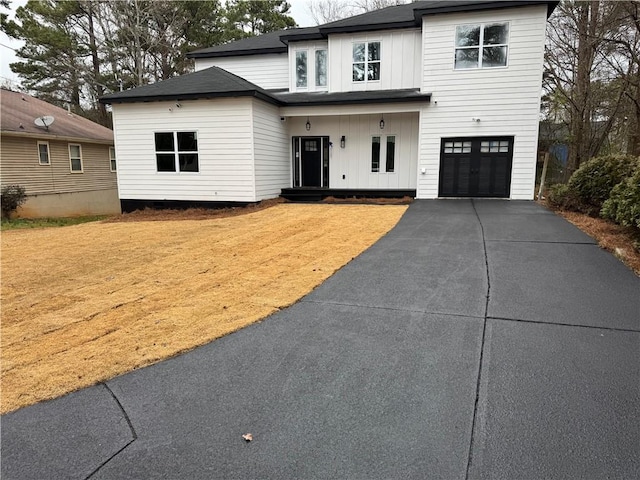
left=296, top=50, right=308, bottom=88
left=353, top=41, right=380, bottom=82
left=315, top=49, right=327, bottom=87
left=37, top=141, right=50, bottom=165
left=455, top=23, right=509, bottom=69
left=155, top=132, right=199, bottom=173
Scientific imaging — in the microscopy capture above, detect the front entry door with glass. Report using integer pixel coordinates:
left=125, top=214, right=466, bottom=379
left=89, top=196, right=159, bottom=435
left=293, top=137, right=329, bottom=187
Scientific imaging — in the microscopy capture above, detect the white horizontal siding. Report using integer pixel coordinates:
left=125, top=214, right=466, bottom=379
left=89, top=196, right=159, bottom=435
left=329, top=29, right=422, bottom=93
left=252, top=100, right=289, bottom=200
left=112, top=98, right=257, bottom=202
left=418, top=5, right=548, bottom=199
left=287, top=113, right=418, bottom=190
left=195, top=54, right=288, bottom=90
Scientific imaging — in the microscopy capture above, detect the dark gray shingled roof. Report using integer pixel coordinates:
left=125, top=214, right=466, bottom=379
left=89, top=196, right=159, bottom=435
left=100, top=68, right=431, bottom=107
left=272, top=89, right=431, bottom=106
left=188, top=27, right=320, bottom=59
left=100, top=66, right=280, bottom=105
left=187, top=1, right=558, bottom=58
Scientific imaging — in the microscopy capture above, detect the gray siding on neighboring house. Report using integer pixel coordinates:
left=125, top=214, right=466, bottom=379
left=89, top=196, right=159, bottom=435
left=0, top=135, right=116, bottom=195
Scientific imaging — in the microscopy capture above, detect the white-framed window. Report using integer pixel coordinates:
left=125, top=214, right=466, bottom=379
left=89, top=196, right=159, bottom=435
left=371, top=135, right=396, bottom=173
left=109, top=147, right=116, bottom=172
left=296, top=50, right=308, bottom=88
left=455, top=22, right=509, bottom=69
left=443, top=140, right=472, bottom=154
left=69, top=144, right=83, bottom=172
left=353, top=41, right=380, bottom=82
left=37, top=141, right=50, bottom=165
left=154, top=131, right=199, bottom=173
left=480, top=139, right=510, bottom=153
left=315, top=49, right=327, bottom=87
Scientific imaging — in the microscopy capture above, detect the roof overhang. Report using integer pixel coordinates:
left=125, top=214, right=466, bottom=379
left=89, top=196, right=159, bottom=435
left=273, top=89, right=431, bottom=107
left=100, top=90, right=281, bottom=107
left=186, top=47, right=287, bottom=59
left=1, top=130, right=114, bottom=145
left=413, top=0, right=559, bottom=21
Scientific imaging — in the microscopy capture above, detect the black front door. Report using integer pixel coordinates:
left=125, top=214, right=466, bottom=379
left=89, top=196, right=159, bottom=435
left=293, top=137, right=329, bottom=188
left=439, top=137, right=513, bottom=198
left=302, top=138, right=322, bottom=187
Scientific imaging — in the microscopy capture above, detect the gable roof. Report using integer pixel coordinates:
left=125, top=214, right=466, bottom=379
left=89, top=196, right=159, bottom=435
left=188, top=0, right=558, bottom=59
left=1, top=89, right=113, bottom=143
left=100, top=66, right=280, bottom=105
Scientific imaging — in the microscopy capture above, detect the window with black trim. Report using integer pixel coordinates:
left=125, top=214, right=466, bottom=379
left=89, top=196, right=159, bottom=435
left=38, top=141, right=50, bottom=165
left=455, top=23, right=509, bottom=69
left=154, top=132, right=199, bottom=173
left=353, top=41, right=380, bottom=82
left=371, top=135, right=396, bottom=173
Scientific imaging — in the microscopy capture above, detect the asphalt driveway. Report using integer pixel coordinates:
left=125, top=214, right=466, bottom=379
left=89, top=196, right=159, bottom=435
left=3, top=200, right=639, bottom=479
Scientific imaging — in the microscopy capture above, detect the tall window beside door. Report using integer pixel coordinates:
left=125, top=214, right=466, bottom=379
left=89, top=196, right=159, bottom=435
left=371, top=135, right=395, bottom=173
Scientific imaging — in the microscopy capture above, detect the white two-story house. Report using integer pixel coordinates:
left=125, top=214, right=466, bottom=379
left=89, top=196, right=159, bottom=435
left=101, top=0, right=557, bottom=211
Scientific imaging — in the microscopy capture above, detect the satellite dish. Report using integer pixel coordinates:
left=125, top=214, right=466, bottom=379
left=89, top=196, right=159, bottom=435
left=34, top=115, right=55, bottom=130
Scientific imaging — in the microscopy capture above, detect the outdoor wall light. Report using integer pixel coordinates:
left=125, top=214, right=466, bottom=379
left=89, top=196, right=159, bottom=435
left=175, top=102, right=182, bottom=108
left=340, top=135, right=346, bottom=148
left=306, top=117, right=311, bottom=131
left=379, top=115, right=385, bottom=129
left=471, top=117, right=481, bottom=123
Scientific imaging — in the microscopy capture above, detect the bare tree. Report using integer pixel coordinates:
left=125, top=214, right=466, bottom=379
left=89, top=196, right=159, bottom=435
left=543, top=0, right=636, bottom=177
left=306, top=0, right=408, bottom=25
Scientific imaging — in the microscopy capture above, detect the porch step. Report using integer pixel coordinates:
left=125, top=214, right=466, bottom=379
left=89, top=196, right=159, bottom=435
left=281, top=188, right=416, bottom=202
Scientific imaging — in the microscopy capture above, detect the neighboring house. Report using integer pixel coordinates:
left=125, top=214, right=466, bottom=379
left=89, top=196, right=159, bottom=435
left=101, top=0, right=558, bottom=211
left=1, top=89, right=119, bottom=218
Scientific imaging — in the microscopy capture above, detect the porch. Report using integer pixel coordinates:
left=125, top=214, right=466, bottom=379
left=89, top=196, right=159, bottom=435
left=280, top=187, right=416, bottom=202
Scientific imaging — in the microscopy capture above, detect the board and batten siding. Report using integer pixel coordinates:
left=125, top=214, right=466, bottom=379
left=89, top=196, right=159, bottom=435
left=287, top=113, right=418, bottom=190
left=0, top=135, right=116, bottom=195
left=194, top=54, right=289, bottom=90
left=328, top=29, right=422, bottom=93
left=112, top=98, right=257, bottom=203
left=417, top=5, right=548, bottom=199
left=252, top=100, right=289, bottom=200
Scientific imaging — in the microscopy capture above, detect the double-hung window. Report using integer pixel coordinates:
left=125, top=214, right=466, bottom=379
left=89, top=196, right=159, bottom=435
left=353, top=41, right=380, bottom=82
left=155, top=132, right=199, bottom=173
left=371, top=135, right=396, bottom=173
left=37, top=141, right=50, bottom=165
left=109, top=147, right=116, bottom=172
left=455, top=23, right=509, bottom=69
left=69, top=144, right=83, bottom=172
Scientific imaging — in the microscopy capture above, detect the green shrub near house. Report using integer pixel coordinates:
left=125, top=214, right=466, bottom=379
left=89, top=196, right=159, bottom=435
left=601, top=168, right=640, bottom=230
left=567, top=154, right=639, bottom=215
left=1, top=185, right=27, bottom=219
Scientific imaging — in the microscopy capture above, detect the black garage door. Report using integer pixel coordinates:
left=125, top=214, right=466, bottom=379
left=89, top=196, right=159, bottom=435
left=439, top=137, right=513, bottom=198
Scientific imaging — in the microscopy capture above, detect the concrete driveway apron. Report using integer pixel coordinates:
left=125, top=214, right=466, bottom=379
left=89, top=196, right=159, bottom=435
left=3, top=200, right=638, bottom=479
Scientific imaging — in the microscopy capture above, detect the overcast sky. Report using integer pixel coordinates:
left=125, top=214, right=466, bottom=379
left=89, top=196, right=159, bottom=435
left=0, top=0, right=315, bottom=88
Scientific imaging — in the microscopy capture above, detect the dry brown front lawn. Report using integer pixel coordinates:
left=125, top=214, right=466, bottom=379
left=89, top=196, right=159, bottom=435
left=1, top=203, right=407, bottom=413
